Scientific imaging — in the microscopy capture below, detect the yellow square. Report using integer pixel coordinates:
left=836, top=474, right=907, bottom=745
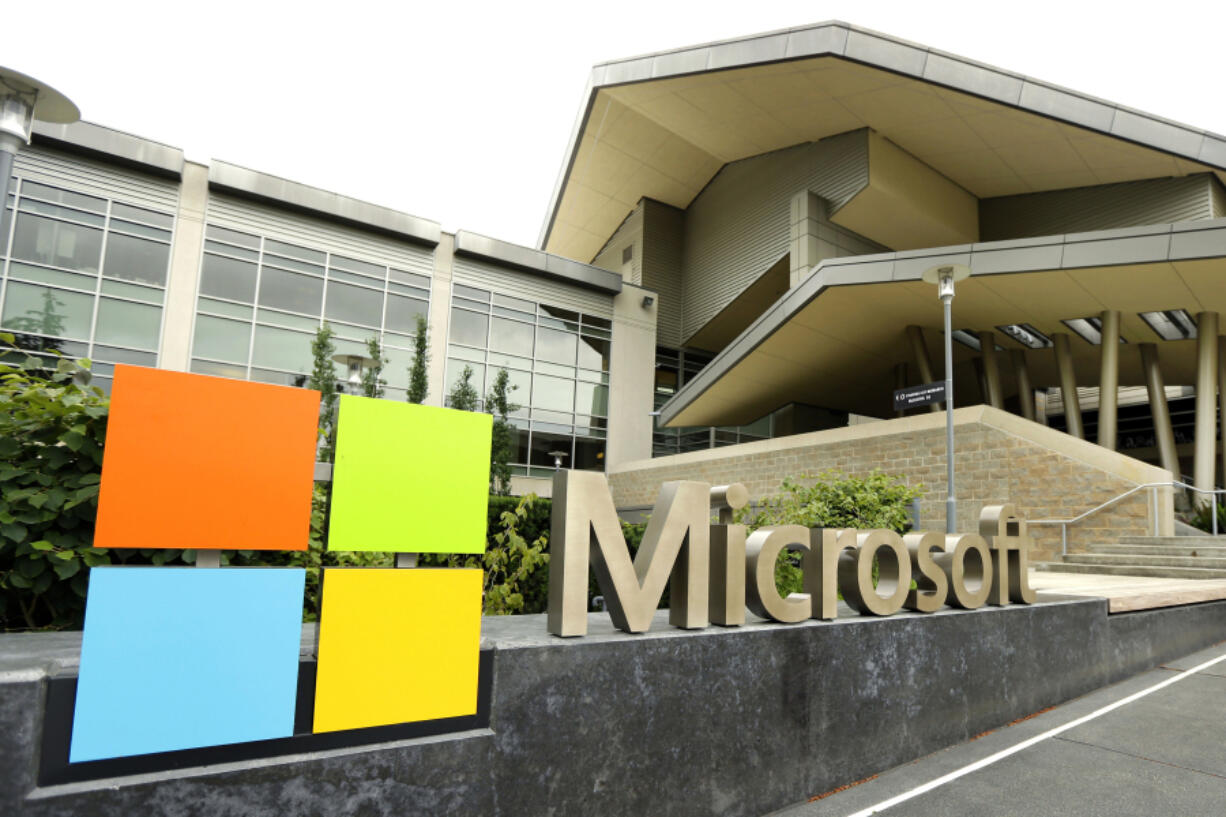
left=313, top=568, right=482, bottom=733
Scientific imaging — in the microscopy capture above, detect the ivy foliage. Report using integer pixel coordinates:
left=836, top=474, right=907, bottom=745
left=0, top=338, right=108, bottom=630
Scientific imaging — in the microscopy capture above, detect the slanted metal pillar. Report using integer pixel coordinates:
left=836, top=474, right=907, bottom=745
left=1220, top=336, right=1226, bottom=488
left=1097, top=310, right=1120, bottom=450
left=1052, top=333, right=1084, bottom=439
left=906, top=325, right=941, bottom=412
left=1140, top=343, right=1179, bottom=479
left=977, top=331, right=1003, bottom=409
left=1194, top=312, right=1219, bottom=507
left=1012, top=349, right=1035, bottom=421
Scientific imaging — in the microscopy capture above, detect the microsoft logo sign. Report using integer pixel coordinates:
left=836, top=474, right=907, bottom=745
left=69, top=365, right=491, bottom=762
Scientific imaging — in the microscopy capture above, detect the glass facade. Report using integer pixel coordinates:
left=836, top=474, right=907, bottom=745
left=653, top=346, right=771, bottom=456
left=445, top=284, right=611, bottom=475
left=0, top=178, right=173, bottom=391
left=189, top=224, right=430, bottom=400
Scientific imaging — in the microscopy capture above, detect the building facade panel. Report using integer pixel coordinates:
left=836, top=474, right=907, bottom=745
left=980, top=175, right=1221, bottom=242
left=680, top=130, right=879, bottom=342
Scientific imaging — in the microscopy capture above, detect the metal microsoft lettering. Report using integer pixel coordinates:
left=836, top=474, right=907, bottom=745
left=547, top=471, right=1037, bottom=637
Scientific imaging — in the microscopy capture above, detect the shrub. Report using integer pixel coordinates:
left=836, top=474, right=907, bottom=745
left=1186, top=501, right=1226, bottom=535
left=0, top=344, right=107, bottom=630
left=742, top=470, right=923, bottom=597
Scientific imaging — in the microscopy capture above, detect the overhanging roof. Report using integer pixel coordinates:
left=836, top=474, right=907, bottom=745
left=539, top=21, right=1226, bottom=262
left=658, top=218, right=1226, bottom=427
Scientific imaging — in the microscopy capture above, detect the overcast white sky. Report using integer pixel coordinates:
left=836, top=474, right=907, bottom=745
left=8, top=1, right=1226, bottom=249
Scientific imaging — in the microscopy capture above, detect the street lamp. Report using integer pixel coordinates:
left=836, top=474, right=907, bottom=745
left=920, top=263, right=971, bottom=534
left=332, top=353, right=379, bottom=392
left=1, top=67, right=79, bottom=198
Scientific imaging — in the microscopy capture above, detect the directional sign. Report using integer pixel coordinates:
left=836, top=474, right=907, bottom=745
left=894, top=382, right=945, bottom=411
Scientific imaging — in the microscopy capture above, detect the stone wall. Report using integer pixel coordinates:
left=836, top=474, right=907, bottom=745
left=609, top=406, right=1174, bottom=561
left=5, top=601, right=1226, bottom=816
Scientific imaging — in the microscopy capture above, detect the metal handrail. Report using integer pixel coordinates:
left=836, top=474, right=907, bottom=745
left=1029, top=480, right=1226, bottom=556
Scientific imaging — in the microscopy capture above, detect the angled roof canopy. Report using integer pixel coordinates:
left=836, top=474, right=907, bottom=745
left=539, top=21, right=1226, bottom=263
left=657, top=219, right=1226, bottom=427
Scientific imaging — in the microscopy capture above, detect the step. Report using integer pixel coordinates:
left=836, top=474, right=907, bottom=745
left=1064, top=553, right=1226, bottom=570
left=1035, top=562, right=1226, bottom=580
left=1090, top=544, right=1226, bottom=558
left=1118, top=535, right=1226, bottom=546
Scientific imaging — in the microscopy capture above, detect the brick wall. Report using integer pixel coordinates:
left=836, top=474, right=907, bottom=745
left=608, top=406, right=1173, bottom=562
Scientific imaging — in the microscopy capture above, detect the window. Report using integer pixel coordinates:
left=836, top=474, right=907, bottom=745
left=190, top=222, right=431, bottom=401
left=444, top=282, right=612, bottom=473
left=0, top=178, right=175, bottom=391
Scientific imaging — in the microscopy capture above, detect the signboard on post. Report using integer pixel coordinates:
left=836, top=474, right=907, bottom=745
left=894, top=382, right=945, bottom=412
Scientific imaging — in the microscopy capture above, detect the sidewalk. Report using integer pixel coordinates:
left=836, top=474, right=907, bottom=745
left=766, top=640, right=1226, bottom=817
left=1030, top=570, right=1226, bottom=612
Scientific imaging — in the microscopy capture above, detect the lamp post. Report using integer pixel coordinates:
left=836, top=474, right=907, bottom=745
left=1, top=67, right=79, bottom=199
left=921, top=263, right=971, bottom=534
left=332, top=353, right=379, bottom=393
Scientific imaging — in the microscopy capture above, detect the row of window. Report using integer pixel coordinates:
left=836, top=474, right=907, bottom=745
left=652, top=346, right=771, bottom=457
left=0, top=179, right=174, bottom=390
left=444, top=285, right=613, bottom=471
left=190, top=225, right=432, bottom=399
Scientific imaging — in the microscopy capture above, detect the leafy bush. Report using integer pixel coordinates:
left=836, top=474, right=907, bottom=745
left=1186, top=501, right=1226, bottom=535
left=742, top=470, right=923, bottom=597
left=0, top=344, right=107, bottom=630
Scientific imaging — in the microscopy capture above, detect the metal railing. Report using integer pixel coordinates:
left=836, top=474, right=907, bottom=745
left=1030, top=481, right=1226, bottom=556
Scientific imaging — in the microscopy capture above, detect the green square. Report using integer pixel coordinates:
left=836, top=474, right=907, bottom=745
left=328, top=396, right=492, bottom=553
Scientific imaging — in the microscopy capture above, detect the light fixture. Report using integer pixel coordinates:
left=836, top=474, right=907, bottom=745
left=1061, top=316, right=1128, bottom=346
left=997, top=323, right=1052, bottom=349
left=1139, top=310, right=1197, bottom=341
left=0, top=66, right=79, bottom=209
left=332, top=353, right=379, bottom=389
left=549, top=450, right=570, bottom=469
left=950, top=329, right=981, bottom=351
left=641, top=295, right=655, bottom=308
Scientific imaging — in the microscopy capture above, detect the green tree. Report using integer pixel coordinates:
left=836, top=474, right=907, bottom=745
left=486, top=368, right=520, bottom=495
left=406, top=313, right=429, bottom=404
left=7, top=289, right=68, bottom=354
left=361, top=336, right=387, bottom=399
left=447, top=364, right=480, bottom=412
left=307, top=324, right=338, bottom=462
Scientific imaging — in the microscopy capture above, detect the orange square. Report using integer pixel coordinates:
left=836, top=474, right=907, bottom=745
left=94, top=365, right=320, bottom=551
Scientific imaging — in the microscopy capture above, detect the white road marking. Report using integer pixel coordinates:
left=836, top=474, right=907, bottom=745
left=845, top=650, right=1226, bottom=817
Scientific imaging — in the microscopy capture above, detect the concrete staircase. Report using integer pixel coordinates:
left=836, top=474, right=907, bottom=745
left=1037, top=535, right=1226, bottom=579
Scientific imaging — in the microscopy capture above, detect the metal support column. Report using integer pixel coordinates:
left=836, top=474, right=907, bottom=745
left=977, top=331, right=1003, bottom=409
left=1052, top=332, right=1084, bottom=439
left=906, top=325, right=941, bottom=412
left=1140, top=343, right=1180, bottom=479
left=1219, top=336, right=1226, bottom=488
left=1097, top=310, right=1120, bottom=450
left=943, top=292, right=956, bottom=533
left=1194, top=312, right=1220, bottom=507
left=1012, top=349, right=1035, bottom=421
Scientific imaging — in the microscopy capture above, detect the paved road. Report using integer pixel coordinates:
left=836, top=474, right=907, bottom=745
left=768, top=640, right=1226, bottom=817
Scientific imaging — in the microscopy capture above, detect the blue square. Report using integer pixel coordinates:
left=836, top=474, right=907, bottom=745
left=69, top=567, right=306, bottom=762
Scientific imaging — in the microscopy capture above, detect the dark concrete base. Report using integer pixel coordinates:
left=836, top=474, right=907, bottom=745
left=3, top=597, right=1225, bottom=816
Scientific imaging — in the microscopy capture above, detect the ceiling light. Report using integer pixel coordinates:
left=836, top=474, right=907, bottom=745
left=997, top=323, right=1052, bottom=349
left=1139, top=310, right=1197, bottom=341
left=1061, top=317, right=1127, bottom=346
